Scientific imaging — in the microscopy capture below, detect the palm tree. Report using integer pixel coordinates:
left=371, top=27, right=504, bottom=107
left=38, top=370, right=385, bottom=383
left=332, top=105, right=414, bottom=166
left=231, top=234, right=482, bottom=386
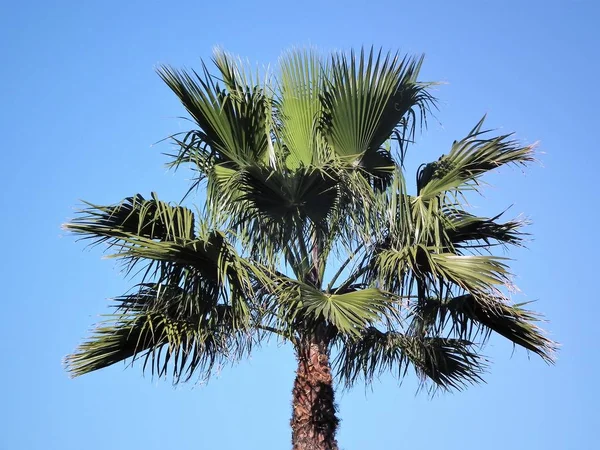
left=64, top=48, right=555, bottom=450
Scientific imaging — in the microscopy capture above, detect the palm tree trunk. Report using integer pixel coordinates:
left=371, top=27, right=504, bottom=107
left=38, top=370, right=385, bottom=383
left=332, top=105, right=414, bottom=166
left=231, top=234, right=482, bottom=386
left=291, top=337, right=339, bottom=450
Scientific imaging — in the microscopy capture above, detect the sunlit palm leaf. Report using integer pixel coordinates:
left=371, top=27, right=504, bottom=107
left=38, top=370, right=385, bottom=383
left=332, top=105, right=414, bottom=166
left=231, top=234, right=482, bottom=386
left=320, top=48, right=432, bottom=160
left=417, top=116, right=536, bottom=199
left=271, top=278, right=395, bottom=337
left=277, top=48, right=326, bottom=169
left=157, top=51, right=271, bottom=169
left=373, top=245, right=511, bottom=295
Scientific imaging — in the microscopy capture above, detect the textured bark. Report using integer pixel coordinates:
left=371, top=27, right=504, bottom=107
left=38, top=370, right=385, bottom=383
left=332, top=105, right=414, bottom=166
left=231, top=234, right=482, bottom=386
left=291, top=338, right=339, bottom=450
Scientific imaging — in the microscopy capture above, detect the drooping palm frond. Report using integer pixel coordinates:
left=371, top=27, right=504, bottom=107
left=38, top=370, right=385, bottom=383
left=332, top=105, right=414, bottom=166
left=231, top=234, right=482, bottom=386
left=411, top=294, right=556, bottom=362
left=66, top=290, right=251, bottom=381
left=64, top=194, right=253, bottom=308
left=334, top=328, right=486, bottom=391
left=443, top=208, right=528, bottom=250
left=350, top=128, right=555, bottom=375
left=63, top=194, right=263, bottom=381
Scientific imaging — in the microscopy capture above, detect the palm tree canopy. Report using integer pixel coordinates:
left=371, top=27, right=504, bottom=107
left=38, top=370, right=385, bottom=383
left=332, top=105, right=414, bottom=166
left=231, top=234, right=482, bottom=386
left=64, top=47, right=555, bottom=391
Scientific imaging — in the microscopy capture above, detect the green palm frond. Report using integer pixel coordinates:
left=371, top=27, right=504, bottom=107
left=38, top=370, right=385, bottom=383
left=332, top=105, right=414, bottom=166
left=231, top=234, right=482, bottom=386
left=334, top=328, right=486, bottom=391
left=63, top=194, right=254, bottom=324
left=211, top=159, right=388, bottom=270
left=373, top=245, right=512, bottom=296
left=320, top=48, right=433, bottom=161
left=63, top=194, right=264, bottom=382
left=444, top=209, right=528, bottom=250
left=66, top=294, right=250, bottom=381
left=412, top=294, right=556, bottom=362
left=66, top=193, right=196, bottom=244
left=424, top=252, right=512, bottom=293
left=232, top=164, right=340, bottom=226
left=157, top=51, right=271, bottom=170
left=267, top=277, right=396, bottom=337
left=207, top=162, right=343, bottom=268
left=277, top=48, right=326, bottom=170
left=417, top=116, right=536, bottom=199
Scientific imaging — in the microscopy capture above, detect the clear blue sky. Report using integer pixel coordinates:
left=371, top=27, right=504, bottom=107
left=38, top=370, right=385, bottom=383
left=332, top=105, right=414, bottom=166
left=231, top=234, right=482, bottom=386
left=2, top=1, right=598, bottom=448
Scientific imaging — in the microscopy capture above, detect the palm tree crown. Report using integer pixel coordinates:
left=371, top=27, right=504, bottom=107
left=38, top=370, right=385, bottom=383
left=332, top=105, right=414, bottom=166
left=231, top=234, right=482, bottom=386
left=64, top=47, right=555, bottom=449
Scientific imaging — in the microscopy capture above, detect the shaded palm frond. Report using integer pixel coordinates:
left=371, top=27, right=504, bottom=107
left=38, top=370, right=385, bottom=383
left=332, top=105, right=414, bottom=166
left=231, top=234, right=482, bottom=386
left=444, top=208, right=528, bottom=250
left=334, top=328, right=486, bottom=391
left=208, top=162, right=343, bottom=268
left=413, top=294, right=556, bottom=362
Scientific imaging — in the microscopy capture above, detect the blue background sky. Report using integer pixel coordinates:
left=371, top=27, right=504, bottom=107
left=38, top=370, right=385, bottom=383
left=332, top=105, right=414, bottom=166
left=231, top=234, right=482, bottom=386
left=2, top=1, right=598, bottom=448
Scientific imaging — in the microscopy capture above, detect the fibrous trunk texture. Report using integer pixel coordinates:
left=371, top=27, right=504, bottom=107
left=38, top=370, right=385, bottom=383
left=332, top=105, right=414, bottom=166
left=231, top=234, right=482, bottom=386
left=291, top=338, right=339, bottom=450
